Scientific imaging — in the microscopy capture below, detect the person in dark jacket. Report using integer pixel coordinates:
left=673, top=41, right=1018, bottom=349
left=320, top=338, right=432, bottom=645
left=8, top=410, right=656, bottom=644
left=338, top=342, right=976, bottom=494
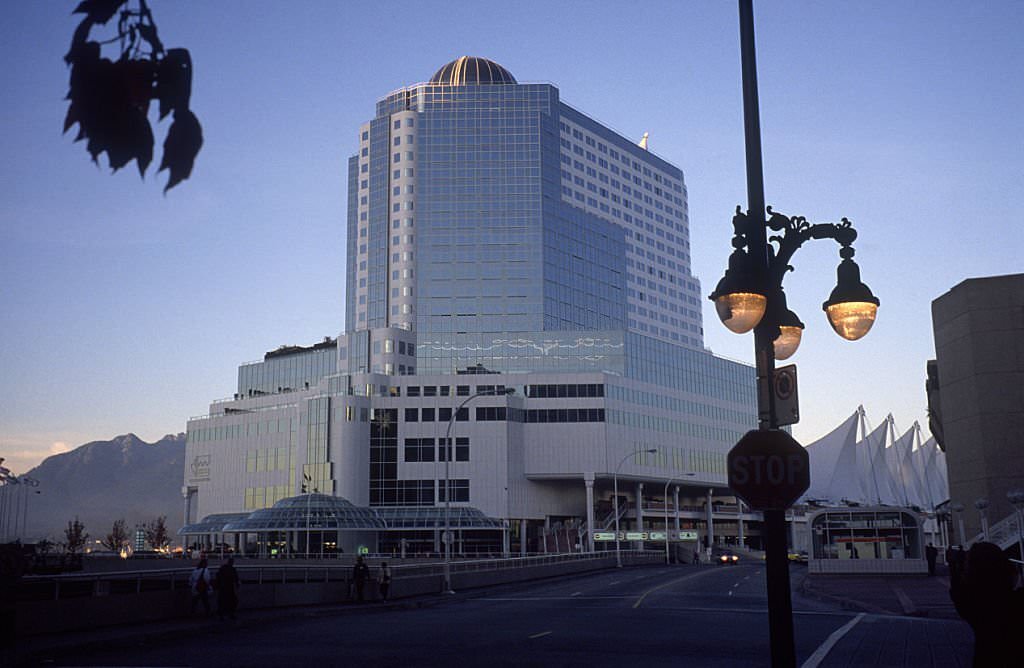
left=215, top=557, right=241, bottom=620
left=925, top=543, right=938, bottom=576
left=950, top=541, right=1024, bottom=667
left=352, top=556, right=370, bottom=602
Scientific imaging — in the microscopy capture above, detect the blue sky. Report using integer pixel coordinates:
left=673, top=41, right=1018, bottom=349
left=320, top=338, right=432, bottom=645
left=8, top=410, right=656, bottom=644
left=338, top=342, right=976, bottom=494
left=2, top=1, right=1021, bottom=473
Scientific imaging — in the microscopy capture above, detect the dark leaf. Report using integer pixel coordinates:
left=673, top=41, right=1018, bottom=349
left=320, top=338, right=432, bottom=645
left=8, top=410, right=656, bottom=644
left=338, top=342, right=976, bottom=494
left=72, top=0, right=127, bottom=25
left=159, top=108, right=203, bottom=192
left=138, top=22, right=163, bottom=56
left=63, top=104, right=78, bottom=134
left=64, top=17, right=94, bottom=65
left=156, top=48, right=192, bottom=119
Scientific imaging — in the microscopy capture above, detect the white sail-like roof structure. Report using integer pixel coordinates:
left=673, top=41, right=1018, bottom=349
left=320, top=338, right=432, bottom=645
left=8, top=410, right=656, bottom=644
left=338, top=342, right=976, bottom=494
left=800, top=407, right=949, bottom=510
left=801, top=410, right=861, bottom=503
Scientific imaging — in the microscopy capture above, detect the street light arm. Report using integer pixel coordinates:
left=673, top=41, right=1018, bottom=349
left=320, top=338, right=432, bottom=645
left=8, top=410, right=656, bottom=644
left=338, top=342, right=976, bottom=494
left=442, top=386, right=514, bottom=593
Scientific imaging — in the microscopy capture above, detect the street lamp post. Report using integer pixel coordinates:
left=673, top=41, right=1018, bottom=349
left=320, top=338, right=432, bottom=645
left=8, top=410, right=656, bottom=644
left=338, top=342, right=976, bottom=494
left=708, top=3, right=880, bottom=666
left=975, top=498, right=990, bottom=541
left=614, top=448, right=657, bottom=568
left=442, top=386, right=514, bottom=594
left=1006, top=490, right=1024, bottom=576
left=951, top=503, right=966, bottom=546
left=20, top=477, right=40, bottom=541
left=663, top=475, right=696, bottom=564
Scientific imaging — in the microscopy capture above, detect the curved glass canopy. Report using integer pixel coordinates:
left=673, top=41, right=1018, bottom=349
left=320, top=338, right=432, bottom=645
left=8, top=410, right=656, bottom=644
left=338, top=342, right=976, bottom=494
left=188, top=494, right=506, bottom=534
left=223, top=493, right=387, bottom=532
left=178, top=513, right=251, bottom=535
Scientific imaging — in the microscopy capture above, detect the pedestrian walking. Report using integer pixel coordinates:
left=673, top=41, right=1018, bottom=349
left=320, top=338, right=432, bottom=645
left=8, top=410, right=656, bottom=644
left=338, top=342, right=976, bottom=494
left=215, top=556, right=241, bottom=620
left=950, top=541, right=1024, bottom=667
left=378, top=561, right=392, bottom=602
left=352, top=555, right=370, bottom=602
left=925, top=543, right=938, bottom=576
left=188, top=558, right=213, bottom=615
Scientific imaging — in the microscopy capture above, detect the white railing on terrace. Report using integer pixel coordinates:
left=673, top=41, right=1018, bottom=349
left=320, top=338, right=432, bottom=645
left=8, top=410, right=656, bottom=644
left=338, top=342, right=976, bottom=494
left=967, top=511, right=1023, bottom=551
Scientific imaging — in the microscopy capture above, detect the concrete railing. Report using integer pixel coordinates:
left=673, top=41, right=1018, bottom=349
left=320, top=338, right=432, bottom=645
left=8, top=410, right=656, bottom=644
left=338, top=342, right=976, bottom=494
left=16, top=550, right=662, bottom=637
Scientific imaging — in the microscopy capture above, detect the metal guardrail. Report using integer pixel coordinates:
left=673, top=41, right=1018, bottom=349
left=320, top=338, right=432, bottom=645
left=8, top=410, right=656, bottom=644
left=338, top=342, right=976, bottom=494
left=17, top=551, right=660, bottom=603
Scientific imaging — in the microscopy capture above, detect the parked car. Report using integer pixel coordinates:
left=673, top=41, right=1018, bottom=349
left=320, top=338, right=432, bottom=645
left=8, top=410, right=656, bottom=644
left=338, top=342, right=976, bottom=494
left=787, top=550, right=808, bottom=563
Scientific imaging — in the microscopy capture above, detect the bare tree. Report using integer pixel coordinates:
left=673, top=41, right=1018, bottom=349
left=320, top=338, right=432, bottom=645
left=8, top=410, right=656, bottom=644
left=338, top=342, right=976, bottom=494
left=101, top=518, right=130, bottom=552
left=64, top=517, right=88, bottom=556
left=144, top=515, right=169, bottom=551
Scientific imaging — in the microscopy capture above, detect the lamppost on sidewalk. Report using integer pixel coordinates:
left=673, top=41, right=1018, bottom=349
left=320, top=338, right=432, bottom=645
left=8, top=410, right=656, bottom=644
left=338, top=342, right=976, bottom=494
left=710, top=3, right=880, bottom=665
left=951, top=502, right=966, bottom=546
left=613, top=448, right=657, bottom=568
left=1007, top=490, right=1024, bottom=573
left=664, top=474, right=695, bottom=564
left=975, top=498, right=990, bottom=541
left=442, top=386, right=514, bottom=594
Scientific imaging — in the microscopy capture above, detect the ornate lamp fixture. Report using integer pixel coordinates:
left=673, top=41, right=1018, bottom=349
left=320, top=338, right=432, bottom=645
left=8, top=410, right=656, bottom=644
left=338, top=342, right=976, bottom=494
left=709, top=209, right=768, bottom=333
left=709, top=206, right=879, bottom=357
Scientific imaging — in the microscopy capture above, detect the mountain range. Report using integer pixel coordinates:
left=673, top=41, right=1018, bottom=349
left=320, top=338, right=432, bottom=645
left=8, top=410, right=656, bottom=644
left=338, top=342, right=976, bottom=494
left=10, top=433, right=186, bottom=544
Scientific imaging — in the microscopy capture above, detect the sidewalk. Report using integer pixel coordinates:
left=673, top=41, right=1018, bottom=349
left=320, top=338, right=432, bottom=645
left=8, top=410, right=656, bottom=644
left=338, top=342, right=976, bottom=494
left=799, top=563, right=959, bottom=619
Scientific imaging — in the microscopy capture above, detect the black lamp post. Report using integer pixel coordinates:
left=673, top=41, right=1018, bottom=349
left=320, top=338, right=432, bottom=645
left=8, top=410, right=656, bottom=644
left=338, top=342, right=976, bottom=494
left=712, top=2, right=879, bottom=666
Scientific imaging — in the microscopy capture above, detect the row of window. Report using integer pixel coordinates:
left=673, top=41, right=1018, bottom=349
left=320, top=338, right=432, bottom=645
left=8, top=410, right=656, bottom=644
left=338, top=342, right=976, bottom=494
left=559, top=120, right=684, bottom=194
left=403, top=437, right=470, bottom=463
left=524, top=383, right=604, bottom=398
left=372, top=479, right=469, bottom=506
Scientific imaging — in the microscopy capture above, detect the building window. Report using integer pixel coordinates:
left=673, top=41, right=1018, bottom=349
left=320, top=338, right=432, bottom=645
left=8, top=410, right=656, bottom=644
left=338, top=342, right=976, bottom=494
left=439, top=479, right=469, bottom=503
left=404, top=437, right=435, bottom=463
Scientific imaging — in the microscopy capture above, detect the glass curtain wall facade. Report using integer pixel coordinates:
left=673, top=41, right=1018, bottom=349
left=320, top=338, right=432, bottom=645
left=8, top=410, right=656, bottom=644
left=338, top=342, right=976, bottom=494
left=345, top=57, right=703, bottom=376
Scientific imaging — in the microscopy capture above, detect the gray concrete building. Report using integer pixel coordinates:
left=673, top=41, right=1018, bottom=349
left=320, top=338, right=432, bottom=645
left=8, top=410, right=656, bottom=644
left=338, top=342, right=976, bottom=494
left=931, top=273, right=1024, bottom=543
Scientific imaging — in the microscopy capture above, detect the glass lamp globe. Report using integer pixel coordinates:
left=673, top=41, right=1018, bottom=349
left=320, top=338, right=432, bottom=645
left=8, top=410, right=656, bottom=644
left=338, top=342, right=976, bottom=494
left=773, top=325, right=803, bottom=360
left=714, top=292, right=767, bottom=334
left=824, top=301, right=878, bottom=341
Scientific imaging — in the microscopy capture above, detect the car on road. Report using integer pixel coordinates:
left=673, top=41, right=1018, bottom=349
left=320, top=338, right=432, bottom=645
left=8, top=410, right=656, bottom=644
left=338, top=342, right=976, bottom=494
left=787, top=550, right=808, bottom=563
left=716, top=550, right=739, bottom=565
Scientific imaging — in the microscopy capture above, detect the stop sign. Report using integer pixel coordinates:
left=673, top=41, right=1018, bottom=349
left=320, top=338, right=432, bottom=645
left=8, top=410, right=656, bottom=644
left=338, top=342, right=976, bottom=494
left=727, top=429, right=809, bottom=510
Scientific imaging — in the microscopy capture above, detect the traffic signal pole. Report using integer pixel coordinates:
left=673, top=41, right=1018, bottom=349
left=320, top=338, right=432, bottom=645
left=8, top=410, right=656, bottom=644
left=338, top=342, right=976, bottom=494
left=738, top=1, right=797, bottom=665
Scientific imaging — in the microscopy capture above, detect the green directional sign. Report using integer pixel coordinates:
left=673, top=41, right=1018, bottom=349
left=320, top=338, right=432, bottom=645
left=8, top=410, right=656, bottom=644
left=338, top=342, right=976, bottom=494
left=593, top=532, right=616, bottom=541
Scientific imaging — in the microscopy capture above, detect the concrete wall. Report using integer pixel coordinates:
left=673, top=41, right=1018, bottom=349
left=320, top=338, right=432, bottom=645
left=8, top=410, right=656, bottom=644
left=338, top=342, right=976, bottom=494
left=17, top=553, right=660, bottom=637
left=932, top=273, right=1024, bottom=540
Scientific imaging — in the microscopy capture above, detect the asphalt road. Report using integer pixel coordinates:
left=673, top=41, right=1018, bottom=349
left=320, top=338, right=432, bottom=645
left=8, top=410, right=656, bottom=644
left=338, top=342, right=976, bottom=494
left=43, top=563, right=973, bottom=667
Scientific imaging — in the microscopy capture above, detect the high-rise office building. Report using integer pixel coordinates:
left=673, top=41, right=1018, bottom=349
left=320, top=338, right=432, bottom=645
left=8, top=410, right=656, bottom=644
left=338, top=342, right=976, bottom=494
left=182, top=57, right=757, bottom=556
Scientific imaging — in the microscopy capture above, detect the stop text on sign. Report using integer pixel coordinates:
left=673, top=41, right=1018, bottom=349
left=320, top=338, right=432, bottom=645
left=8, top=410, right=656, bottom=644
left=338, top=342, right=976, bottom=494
left=730, top=453, right=806, bottom=486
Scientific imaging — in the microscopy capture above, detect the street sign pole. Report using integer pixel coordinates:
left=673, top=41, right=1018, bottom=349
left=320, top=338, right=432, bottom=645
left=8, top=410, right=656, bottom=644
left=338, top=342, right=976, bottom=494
left=738, top=1, right=795, bottom=665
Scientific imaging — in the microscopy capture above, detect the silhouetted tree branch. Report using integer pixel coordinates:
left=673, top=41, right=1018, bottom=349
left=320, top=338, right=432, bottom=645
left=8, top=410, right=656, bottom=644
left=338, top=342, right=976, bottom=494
left=64, top=0, right=203, bottom=192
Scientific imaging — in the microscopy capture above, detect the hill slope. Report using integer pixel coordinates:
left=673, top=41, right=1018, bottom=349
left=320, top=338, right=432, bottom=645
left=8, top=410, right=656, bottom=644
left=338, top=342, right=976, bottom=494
left=15, top=433, right=185, bottom=543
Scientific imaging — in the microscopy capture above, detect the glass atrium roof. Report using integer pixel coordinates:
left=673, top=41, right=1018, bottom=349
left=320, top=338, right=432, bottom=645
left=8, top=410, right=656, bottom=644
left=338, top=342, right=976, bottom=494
left=223, top=493, right=387, bottom=532
left=429, top=56, right=517, bottom=86
left=182, top=494, right=505, bottom=534
left=178, top=512, right=251, bottom=535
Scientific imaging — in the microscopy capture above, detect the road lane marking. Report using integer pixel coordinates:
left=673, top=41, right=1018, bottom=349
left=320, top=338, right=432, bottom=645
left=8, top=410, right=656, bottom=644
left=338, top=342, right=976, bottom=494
left=801, top=613, right=865, bottom=668
left=892, top=586, right=916, bottom=615
left=609, top=580, right=620, bottom=585
left=529, top=631, right=552, bottom=639
left=570, top=591, right=582, bottom=597
left=632, top=567, right=721, bottom=609
left=479, top=596, right=632, bottom=601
